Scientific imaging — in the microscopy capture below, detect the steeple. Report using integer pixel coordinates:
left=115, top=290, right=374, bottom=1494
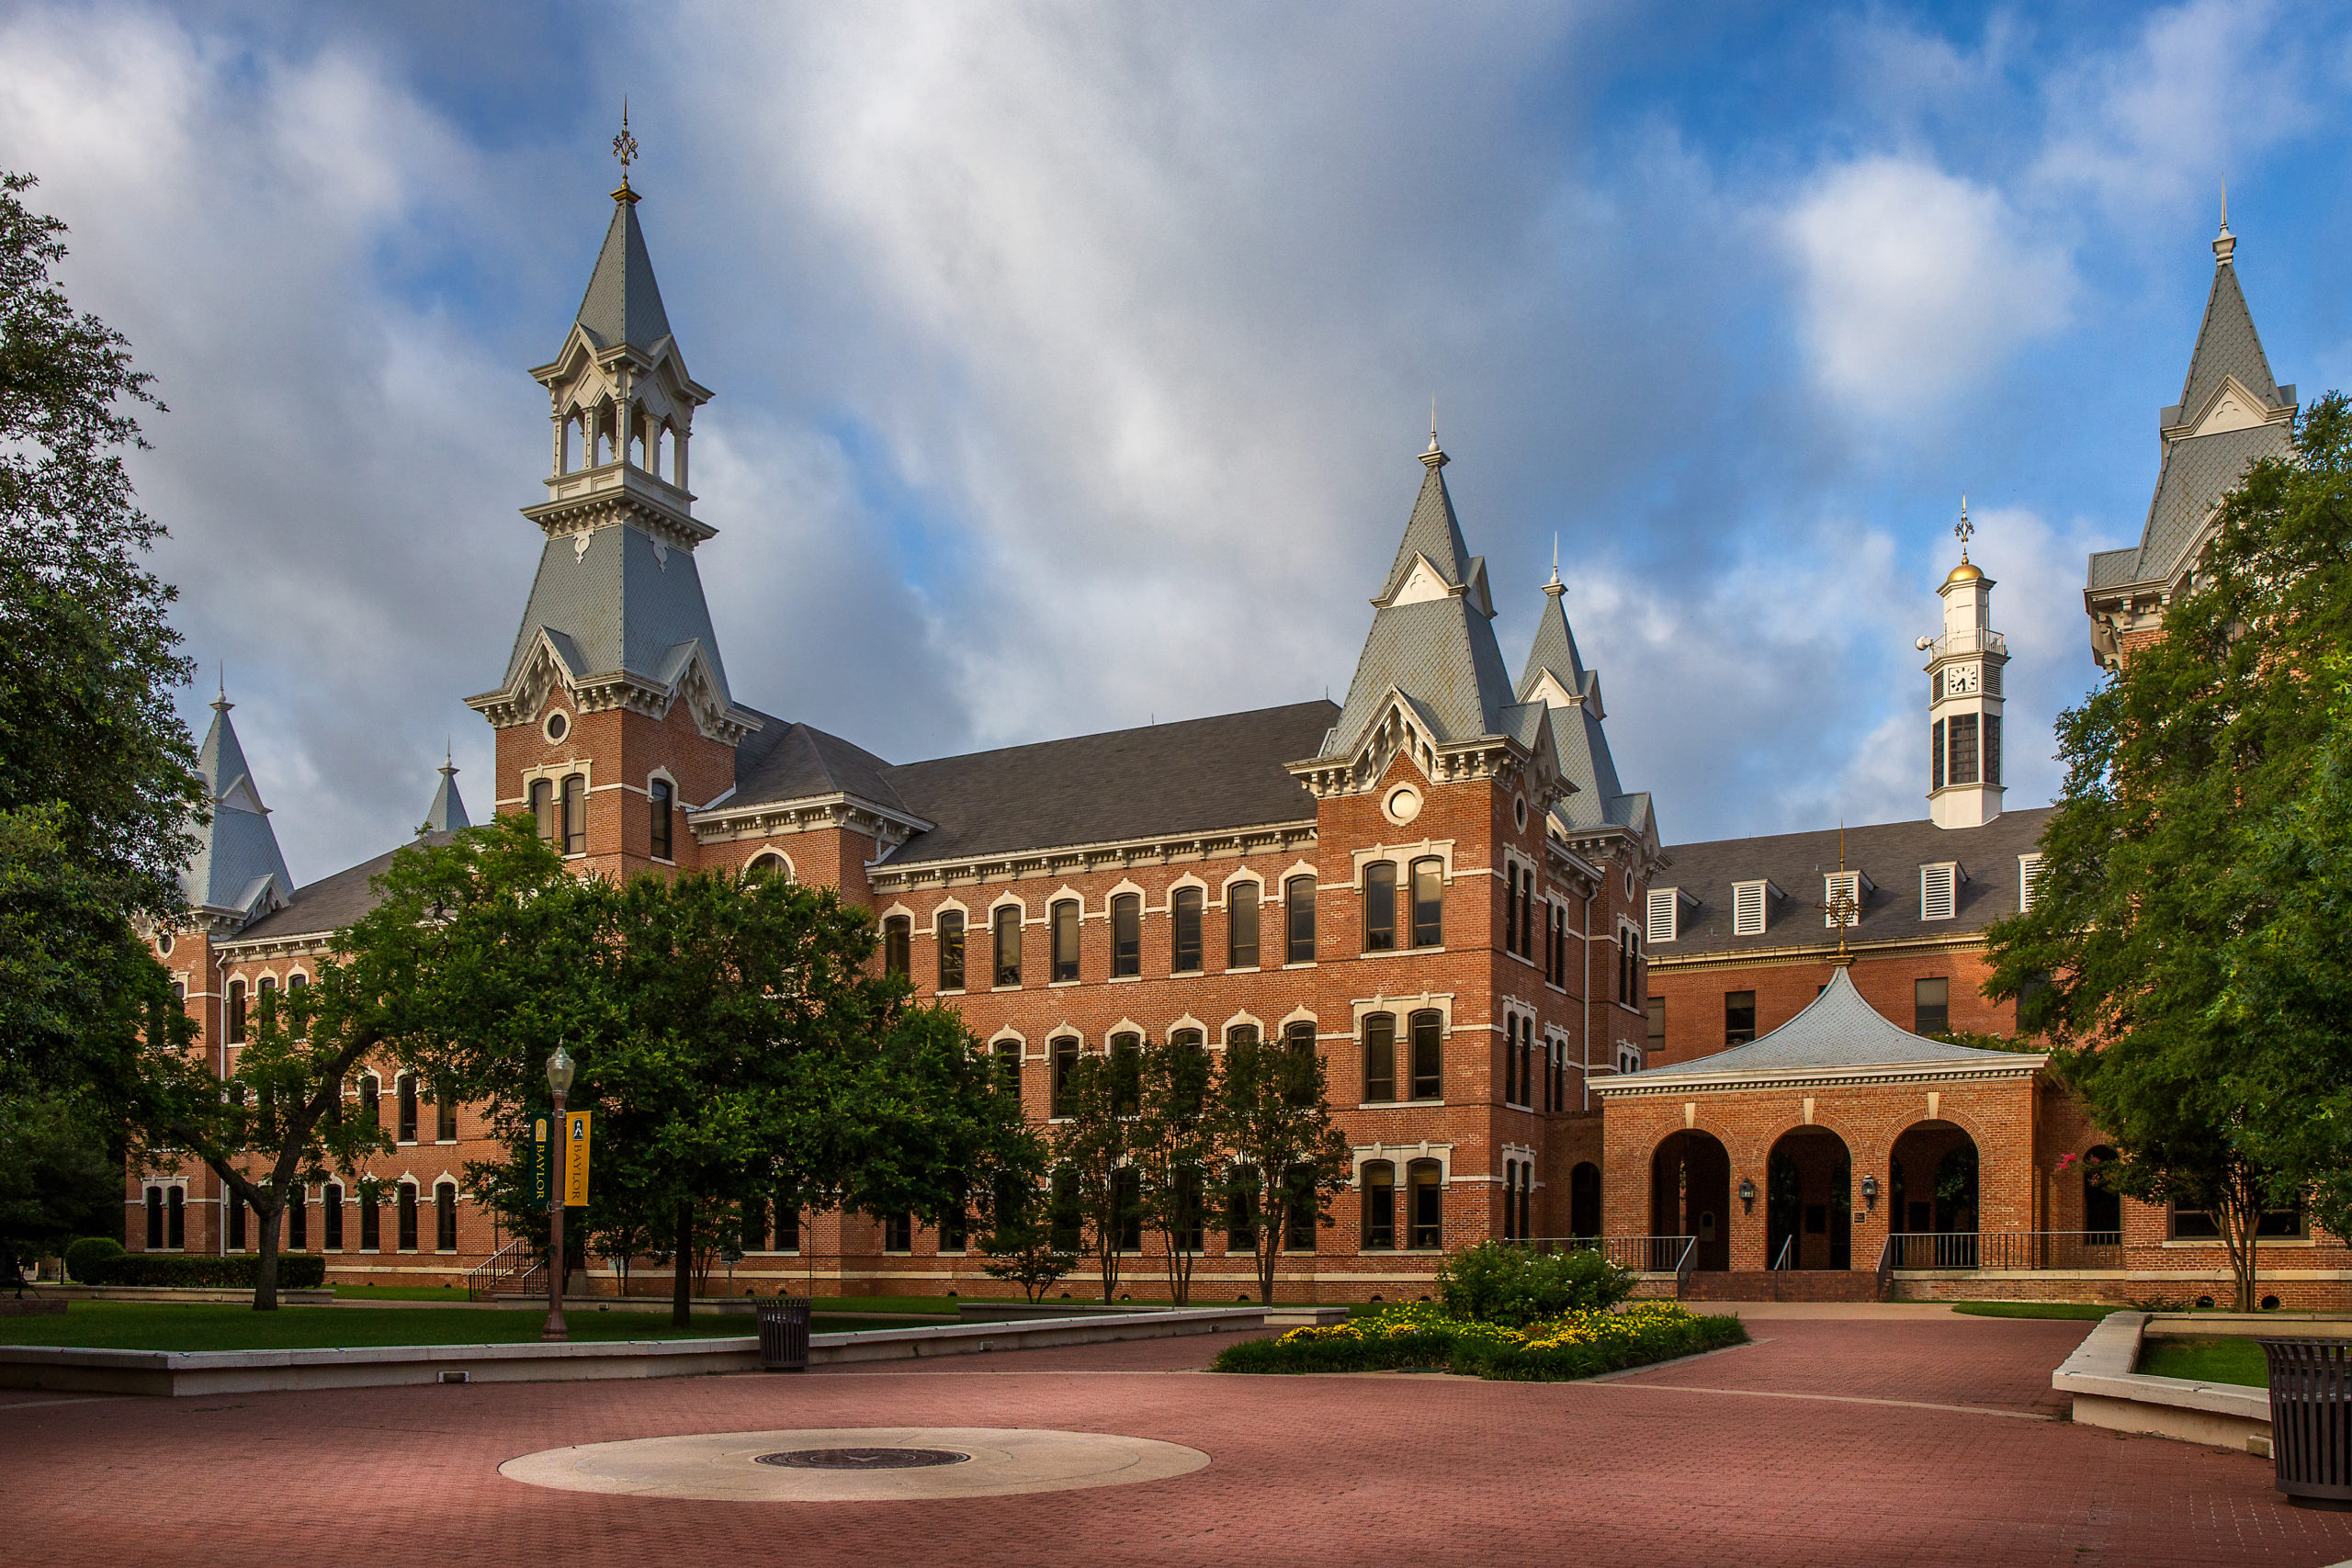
left=423, top=750, right=471, bottom=834
left=1518, top=570, right=1648, bottom=837
left=181, top=685, right=294, bottom=924
left=1924, top=504, right=2007, bottom=829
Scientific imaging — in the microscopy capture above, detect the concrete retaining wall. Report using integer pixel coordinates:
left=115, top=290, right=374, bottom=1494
left=2051, top=1312, right=2274, bottom=1455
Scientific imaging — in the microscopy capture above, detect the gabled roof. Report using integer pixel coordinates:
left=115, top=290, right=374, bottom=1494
left=1520, top=578, right=1642, bottom=834
left=181, top=695, right=294, bottom=919
left=233, top=831, right=458, bottom=945
left=1323, top=450, right=1521, bottom=759
left=423, top=761, right=470, bottom=833
left=1607, top=966, right=2036, bottom=1084
left=496, top=519, right=735, bottom=705
left=574, top=196, right=673, bottom=355
left=729, top=711, right=910, bottom=816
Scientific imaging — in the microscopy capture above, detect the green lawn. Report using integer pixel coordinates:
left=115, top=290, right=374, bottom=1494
left=1951, top=1302, right=2127, bottom=1322
left=2137, top=1336, right=2269, bottom=1387
left=0, top=1301, right=760, bottom=1352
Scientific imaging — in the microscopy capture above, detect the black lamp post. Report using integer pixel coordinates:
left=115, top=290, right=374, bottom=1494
left=543, top=1044, right=574, bottom=1343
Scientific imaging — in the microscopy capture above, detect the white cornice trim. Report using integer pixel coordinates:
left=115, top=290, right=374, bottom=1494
left=868, top=818, right=1320, bottom=892
left=1593, top=1053, right=2048, bottom=1099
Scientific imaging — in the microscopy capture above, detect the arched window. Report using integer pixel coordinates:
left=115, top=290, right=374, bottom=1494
left=1111, top=893, right=1141, bottom=976
left=288, top=1189, right=308, bottom=1251
left=360, top=1073, right=382, bottom=1131
left=2083, top=1145, right=2121, bottom=1241
left=1049, top=1036, right=1080, bottom=1118
left=1518, top=1163, right=1532, bottom=1242
left=747, top=852, right=792, bottom=881
left=1409, top=1010, right=1443, bottom=1100
left=1505, top=863, right=1521, bottom=955
left=287, top=973, right=308, bottom=1039
left=166, top=1186, right=185, bottom=1249
left=323, top=1183, right=345, bottom=1250
left=397, top=1074, right=419, bottom=1143
left=1503, top=1016, right=1520, bottom=1106
left=1227, top=881, right=1261, bottom=968
left=396, top=1183, right=418, bottom=1251
left=560, top=774, right=587, bottom=855
left=1051, top=899, right=1080, bottom=982
left=1570, top=1162, right=1601, bottom=1238
left=937, top=910, right=966, bottom=991
left=1282, top=1021, right=1318, bottom=1107
left=1411, top=857, right=1443, bottom=948
left=1363, top=1012, right=1396, bottom=1102
left=530, top=779, right=555, bottom=843
left=994, top=1038, right=1023, bottom=1099
left=993, top=907, right=1023, bottom=987
left=229, top=1194, right=248, bottom=1251
left=942, top=1179, right=970, bottom=1253
left=144, top=1186, right=163, bottom=1248
left=1171, top=887, right=1203, bottom=973
left=435, top=1181, right=458, bottom=1250
left=359, top=1188, right=381, bottom=1251
left=649, top=778, right=673, bottom=861
left=1362, top=1160, right=1396, bottom=1250
left=226, top=979, right=247, bottom=1044
left=1364, top=861, right=1397, bottom=952
left=257, top=976, right=277, bottom=1036
left=1407, top=1160, right=1442, bottom=1250
left=1284, top=874, right=1317, bottom=964
left=436, top=1078, right=458, bottom=1141
left=883, top=915, right=911, bottom=977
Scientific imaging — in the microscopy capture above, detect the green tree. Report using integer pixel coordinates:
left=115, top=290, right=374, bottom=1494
left=0, top=1087, right=121, bottom=1275
left=1986, top=392, right=2352, bottom=1311
left=1212, top=1030, right=1351, bottom=1304
left=1053, top=1038, right=1143, bottom=1303
left=1134, top=1033, right=1216, bottom=1304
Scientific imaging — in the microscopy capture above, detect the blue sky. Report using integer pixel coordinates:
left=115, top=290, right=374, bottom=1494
left=5, top=0, right=2348, bottom=879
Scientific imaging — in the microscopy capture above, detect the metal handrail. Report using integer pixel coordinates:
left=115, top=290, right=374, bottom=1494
left=1673, top=1236, right=1697, bottom=1297
left=465, top=1235, right=538, bottom=1302
left=1525, top=1235, right=1703, bottom=1278
left=1884, top=1230, right=2126, bottom=1272
left=1926, top=627, right=2007, bottom=661
left=1875, top=1234, right=1896, bottom=1302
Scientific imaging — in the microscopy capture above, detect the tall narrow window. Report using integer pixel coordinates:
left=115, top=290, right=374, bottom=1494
left=1361, top=1161, right=1396, bottom=1250
left=1363, top=862, right=1397, bottom=952
left=436, top=1079, right=458, bottom=1141
left=361, top=1073, right=381, bottom=1130
left=1646, top=998, right=1666, bottom=1055
left=1227, top=882, right=1261, bottom=968
left=398, top=1075, right=418, bottom=1142
left=435, top=1182, right=458, bottom=1250
left=883, top=915, right=911, bottom=977
left=1519, top=868, right=1534, bottom=959
left=287, top=972, right=308, bottom=1038
left=1412, top=857, right=1443, bottom=948
left=560, top=773, right=587, bottom=854
left=1227, top=1175, right=1257, bottom=1253
left=1170, top=887, right=1204, bottom=973
left=397, top=1183, right=418, bottom=1251
left=323, top=1183, right=344, bottom=1249
left=1407, top=1160, right=1442, bottom=1250
left=1984, top=715, right=2002, bottom=786
left=1049, top=1036, right=1080, bottom=1118
left=1115, top=1168, right=1145, bottom=1252
left=649, top=778, right=673, bottom=860
left=144, top=1186, right=163, bottom=1248
left=257, top=976, right=277, bottom=1035
left=942, top=1188, right=969, bottom=1253
left=1283, top=1165, right=1317, bottom=1252
left=937, top=910, right=967, bottom=990
left=1175, top=1164, right=1205, bottom=1253
left=530, top=779, right=555, bottom=843
left=230, top=1195, right=247, bottom=1251
left=1914, top=976, right=1951, bottom=1035
left=1724, top=991, right=1757, bottom=1046
left=775, top=1199, right=800, bottom=1253
left=1050, top=1168, right=1081, bottom=1253
left=1947, top=714, right=1979, bottom=786
left=1050, top=900, right=1080, bottom=982
left=1110, top=1032, right=1144, bottom=1116
left=1505, top=864, right=1521, bottom=954
left=884, top=1213, right=912, bottom=1253
left=360, top=1190, right=380, bottom=1251
left=226, top=980, right=247, bottom=1044
left=166, top=1187, right=185, bottom=1249
left=288, top=1190, right=307, bottom=1250
left=1112, top=893, right=1141, bottom=976
left=1363, top=1012, right=1396, bottom=1101
left=994, top=907, right=1023, bottom=987
left=1620, top=927, right=1642, bottom=1004
left=1409, top=1009, right=1443, bottom=1100
left=1284, top=875, right=1316, bottom=964
left=1502, top=1160, right=1520, bottom=1240
left=995, top=1039, right=1023, bottom=1098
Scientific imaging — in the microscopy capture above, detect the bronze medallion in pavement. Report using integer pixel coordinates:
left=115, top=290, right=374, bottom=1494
left=755, top=1448, right=972, bottom=1471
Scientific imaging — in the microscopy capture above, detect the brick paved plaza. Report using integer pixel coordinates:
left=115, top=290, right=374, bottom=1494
left=8, top=1309, right=2351, bottom=1568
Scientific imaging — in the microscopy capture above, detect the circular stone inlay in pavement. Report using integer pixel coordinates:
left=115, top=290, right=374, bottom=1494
left=499, top=1427, right=1210, bottom=1503
left=754, top=1448, right=970, bottom=1471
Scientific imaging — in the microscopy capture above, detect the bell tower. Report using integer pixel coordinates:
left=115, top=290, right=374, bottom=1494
left=466, top=116, right=760, bottom=874
left=1921, top=503, right=2007, bottom=829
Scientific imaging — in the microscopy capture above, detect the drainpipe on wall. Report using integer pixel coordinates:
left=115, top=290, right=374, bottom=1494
left=216, top=939, right=231, bottom=1255
left=1579, top=875, right=1594, bottom=1111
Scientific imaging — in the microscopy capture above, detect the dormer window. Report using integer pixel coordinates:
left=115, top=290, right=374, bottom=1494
left=2018, top=852, right=2045, bottom=912
left=1731, top=879, right=1781, bottom=937
left=1919, top=863, right=1965, bottom=921
left=1645, top=886, right=1687, bottom=944
left=1823, top=871, right=1871, bottom=928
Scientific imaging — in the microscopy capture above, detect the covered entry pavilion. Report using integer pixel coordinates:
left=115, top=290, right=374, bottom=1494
left=1593, top=967, right=2046, bottom=1289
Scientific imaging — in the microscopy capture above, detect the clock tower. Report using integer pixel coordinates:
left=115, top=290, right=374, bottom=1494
left=1921, top=507, right=2007, bottom=829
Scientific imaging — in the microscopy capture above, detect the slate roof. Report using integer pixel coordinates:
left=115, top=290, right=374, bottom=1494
left=729, top=709, right=909, bottom=816
left=2176, top=256, right=2281, bottom=423
left=423, top=762, right=470, bottom=832
left=574, top=196, right=673, bottom=355
left=1324, top=454, right=1526, bottom=758
left=496, top=519, right=735, bottom=704
left=233, top=832, right=459, bottom=944
left=1651, top=807, right=2054, bottom=958
left=1519, top=579, right=1648, bottom=835
left=875, top=701, right=1337, bottom=868
left=2122, top=419, right=2291, bottom=590
left=181, top=697, right=295, bottom=918
left=1610, top=965, right=2033, bottom=1082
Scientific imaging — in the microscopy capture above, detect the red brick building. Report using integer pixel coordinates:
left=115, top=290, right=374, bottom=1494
left=128, top=186, right=2347, bottom=1308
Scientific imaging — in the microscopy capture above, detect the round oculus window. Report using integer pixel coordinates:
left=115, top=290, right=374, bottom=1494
left=155, top=931, right=174, bottom=957
left=1513, top=795, right=1529, bottom=831
left=1382, top=784, right=1423, bottom=827
left=543, top=710, right=571, bottom=744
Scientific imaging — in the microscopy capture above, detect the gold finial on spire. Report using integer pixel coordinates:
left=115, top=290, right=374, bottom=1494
left=611, top=98, right=641, bottom=204
left=1818, top=819, right=1859, bottom=964
left=1955, top=494, right=1972, bottom=563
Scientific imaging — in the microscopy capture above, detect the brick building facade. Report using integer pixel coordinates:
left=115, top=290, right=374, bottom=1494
left=127, top=183, right=2347, bottom=1308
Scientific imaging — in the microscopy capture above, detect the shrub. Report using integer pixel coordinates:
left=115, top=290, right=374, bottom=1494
left=1212, top=1298, right=1744, bottom=1381
left=1435, top=1241, right=1635, bottom=1326
left=81, top=1253, right=326, bottom=1289
left=63, top=1235, right=125, bottom=1282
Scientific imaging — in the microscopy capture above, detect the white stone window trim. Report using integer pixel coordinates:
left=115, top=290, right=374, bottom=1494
left=1350, top=1142, right=1454, bottom=1186
left=1919, top=861, right=1966, bottom=922
left=1730, top=878, right=1781, bottom=937
left=744, top=848, right=797, bottom=882
left=924, top=896, right=971, bottom=937
left=2018, top=852, right=2045, bottom=912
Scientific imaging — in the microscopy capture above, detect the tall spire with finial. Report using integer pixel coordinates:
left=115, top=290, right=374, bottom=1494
left=2214, top=177, right=2235, bottom=265
left=423, top=742, right=471, bottom=834
left=183, top=670, right=294, bottom=921
left=612, top=97, right=639, bottom=203
left=1955, top=494, right=1972, bottom=564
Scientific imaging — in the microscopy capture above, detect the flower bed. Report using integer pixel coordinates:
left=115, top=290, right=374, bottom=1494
left=1212, top=1300, right=1747, bottom=1381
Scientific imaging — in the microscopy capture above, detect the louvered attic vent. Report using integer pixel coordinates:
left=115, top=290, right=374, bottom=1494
left=1919, top=862, right=1965, bottom=921
left=2018, top=852, right=2045, bottom=912
left=1731, top=879, right=1781, bottom=937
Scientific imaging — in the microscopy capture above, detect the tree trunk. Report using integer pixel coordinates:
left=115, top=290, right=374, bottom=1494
left=1257, top=1185, right=1280, bottom=1304
left=672, top=1198, right=694, bottom=1327
left=2221, top=1197, right=2260, bottom=1314
left=253, top=1192, right=282, bottom=1313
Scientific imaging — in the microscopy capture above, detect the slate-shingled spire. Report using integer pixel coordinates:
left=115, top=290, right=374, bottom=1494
left=573, top=185, right=674, bottom=355
left=423, top=750, right=470, bottom=833
left=181, top=686, right=294, bottom=924
left=1519, top=569, right=1650, bottom=837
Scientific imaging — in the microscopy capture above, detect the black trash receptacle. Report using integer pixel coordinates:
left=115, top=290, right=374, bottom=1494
left=755, top=1295, right=811, bottom=1372
left=2259, top=1338, right=2352, bottom=1506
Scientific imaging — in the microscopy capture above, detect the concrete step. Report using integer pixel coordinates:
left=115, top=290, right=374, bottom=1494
left=1683, top=1270, right=1881, bottom=1303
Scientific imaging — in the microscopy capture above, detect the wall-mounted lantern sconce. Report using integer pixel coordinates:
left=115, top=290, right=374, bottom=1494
left=1860, top=1175, right=1880, bottom=1209
left=1737, top=1178, right=1757, bottom=1213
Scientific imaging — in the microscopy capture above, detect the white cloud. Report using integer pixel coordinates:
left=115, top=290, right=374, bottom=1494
left=1782, top=156, right=2075, bottom=418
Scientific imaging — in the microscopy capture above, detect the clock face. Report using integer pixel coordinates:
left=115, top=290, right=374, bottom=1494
left=1944, top=663, right=1980, bottom=696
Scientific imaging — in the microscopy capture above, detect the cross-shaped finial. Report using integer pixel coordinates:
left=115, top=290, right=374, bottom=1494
left=612, top=99, right=639, bottom=188
left=1954, top=494, right=1973, bottom=563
